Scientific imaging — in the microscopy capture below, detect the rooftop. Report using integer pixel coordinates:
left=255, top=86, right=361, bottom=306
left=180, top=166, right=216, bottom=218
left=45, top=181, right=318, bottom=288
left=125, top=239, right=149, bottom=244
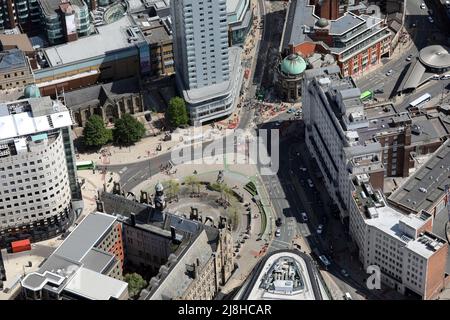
left=242, top=250, right=322, bottom=300
left=329, top=12, right=365, bottom=35
left=419, top=45, right=450, bottom=69
left=0, top=97, right=72, bottom=141
left=0, top=49, right=28, bottom=73
left=0, top=34, right=34, bottom=53
left=38, top=0, right=86, bottom=17
left=21, top=212, right=128, bottom=300
left=43, top=15, right=144, bottom=67
left=388, top=139, right=450, bottom=213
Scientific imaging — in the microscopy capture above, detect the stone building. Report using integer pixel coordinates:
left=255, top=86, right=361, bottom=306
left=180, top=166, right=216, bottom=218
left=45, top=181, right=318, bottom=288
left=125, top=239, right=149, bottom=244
left=98, top=190, right=235, bottom=300
left=64, top=77, right=147, bottom=128
left=275, top=53, right=307, bottom=102
left=0, top=49, right=34, bottom=91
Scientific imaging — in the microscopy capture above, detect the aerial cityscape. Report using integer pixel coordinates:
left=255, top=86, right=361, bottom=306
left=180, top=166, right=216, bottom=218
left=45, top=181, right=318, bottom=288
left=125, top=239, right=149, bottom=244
left=0, top=0, right=450, bottom=303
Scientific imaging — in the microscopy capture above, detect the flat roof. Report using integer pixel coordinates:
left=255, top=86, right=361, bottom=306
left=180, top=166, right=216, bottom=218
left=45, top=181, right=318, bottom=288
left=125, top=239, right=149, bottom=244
left=329, top=12, right=365, bottom=35
left=43, top=16, right=143, bottom=66
left=0, top=97, right=72, bottom=141
left=388, top=140, right=450, bottom=213
left=53, top=212, right=117, bottom=262
left=64, top=267, right=127, bottom=300
left=282, top=0, right=316, bottom=49
left=0, top=34, right=34, bottom=52
left=37, top=0, right=86, bottom=17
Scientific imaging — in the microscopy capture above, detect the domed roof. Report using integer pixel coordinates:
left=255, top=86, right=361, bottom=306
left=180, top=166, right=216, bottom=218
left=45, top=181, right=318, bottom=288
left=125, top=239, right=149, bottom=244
left=24, top=84, right=41, bottom=98
left=280, top=54, right=307, bottom=76
left=155, top=182, right=164, bottom=192
left=418, top=45, right=450, bottom=69
left=316, top=18, right=329, bottom=28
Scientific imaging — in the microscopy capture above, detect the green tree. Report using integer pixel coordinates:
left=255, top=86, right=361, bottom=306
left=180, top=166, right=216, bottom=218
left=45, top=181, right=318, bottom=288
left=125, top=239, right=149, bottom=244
left=124, top=273, right=147, bottom=299
left=82, top=114, right=112, bottom=148
left=113, top=114, right=146, bottom=145
left=166, top=96, right=189, bottom=128
left=184, top=175, right=200, bottom=194
left=164, top=179, right=180, bottom=198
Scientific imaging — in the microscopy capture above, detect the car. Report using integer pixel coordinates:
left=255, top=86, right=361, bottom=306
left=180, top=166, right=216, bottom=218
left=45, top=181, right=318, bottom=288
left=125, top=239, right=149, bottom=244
left=307, top=178, right=314, bottom=188
left=432, top=74, right=440, bottom=80
left=300, top=212, right=308, bottom=222
left=341, top=269, right=349, bottom=277
left=275, top=218, right=283, bottom=227
left=385, top=69, right=393, bottom=76
left=317, top=224, right=324, bottom=235
left=406, top=54, right=413, bottom=61
left=441, top=74, right=450, bottom=80
left=275, top=229, right=281, bottom=237
left=411, top=23, right=416, bottom=28
left=344, top=292, right=352, bottom=300
left=300, top=167, right=307, bottom=172
left=428, top=16, right=434, bottom=23
left=420, top=3, right=426, bottom=9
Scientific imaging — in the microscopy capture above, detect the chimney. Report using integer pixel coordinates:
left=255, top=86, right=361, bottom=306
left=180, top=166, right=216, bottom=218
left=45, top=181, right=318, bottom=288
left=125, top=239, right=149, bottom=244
left=130, top=212, right=136, bottom=226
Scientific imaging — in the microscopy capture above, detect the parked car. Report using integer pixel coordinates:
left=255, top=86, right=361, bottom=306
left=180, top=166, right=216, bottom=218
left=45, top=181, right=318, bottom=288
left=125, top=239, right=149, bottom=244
left=406, top=54, right=413, bottom=61
left=385, top=69, right=393, bottom=76
left=275, top=218, right=283, bottom=227
left=275, top=229, right=281, bottom=237
left=420, top=3, right=426, bottom=9
left=341, top=269, right=349, bottom=277
left=432, top=74, right=440, bottom=80
left=441, top=74, right=450, bottom=80
left=300, top=212, right=308, bottom=222
left=317, top=224, right=324, bottom=235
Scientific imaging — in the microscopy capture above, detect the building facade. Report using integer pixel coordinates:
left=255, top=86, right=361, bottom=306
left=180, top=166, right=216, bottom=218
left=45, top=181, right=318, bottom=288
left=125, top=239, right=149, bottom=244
left=0, top=48, right=34, bottom=90
left=171, top=0, right=243, bottom=123
left=0, top=0, right=41, bottom=31
left=302, top=66, right=449, bottom=299
left=275, top=53, right=307, bottom=102
left=38, top=0, right=90, bottom=44
left=0, top=97, right=80, bottom=247
left=281, top=0, right=391, bottom=78
left=226, top=0, right=253, bottom=46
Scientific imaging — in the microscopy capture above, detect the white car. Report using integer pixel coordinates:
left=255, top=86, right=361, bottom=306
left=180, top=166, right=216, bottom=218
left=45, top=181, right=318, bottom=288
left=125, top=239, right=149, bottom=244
left=432, top=74, right=440, bottom=80
left=428, top=16, right=434, bottom=23
left=317, top=224, right=324, bottom=235
left=441, top=74, right=450, bottom=80
left=344, top=292, right=353, bottom=300
left=386, top=69, right=393, bottom=76
left=420, top=3, right=426, bottom=9
left=275, top=229, right=281, bottom=237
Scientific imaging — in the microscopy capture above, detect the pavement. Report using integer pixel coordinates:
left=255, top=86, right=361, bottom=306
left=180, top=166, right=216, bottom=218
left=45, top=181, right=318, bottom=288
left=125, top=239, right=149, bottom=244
left=0, top=238, right=63, bottom=300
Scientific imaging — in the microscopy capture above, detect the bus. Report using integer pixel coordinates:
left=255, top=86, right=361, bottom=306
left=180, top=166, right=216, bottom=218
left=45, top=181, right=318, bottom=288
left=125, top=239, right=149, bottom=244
left=76, top=160, right=96, bottom=170
left=409, top=93, right=431, bottom=109
left=360, top=90, right=373, bottom=101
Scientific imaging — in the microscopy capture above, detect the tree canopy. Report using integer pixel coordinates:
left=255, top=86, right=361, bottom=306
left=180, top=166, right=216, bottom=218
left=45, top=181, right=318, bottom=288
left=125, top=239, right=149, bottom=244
left=166, top=96, right=189, bottom=128
left=82, top=114, right=112, bottom=148
left=123, top=273, right=147, bottom=299
left=113, top=114, right=146, bottom=145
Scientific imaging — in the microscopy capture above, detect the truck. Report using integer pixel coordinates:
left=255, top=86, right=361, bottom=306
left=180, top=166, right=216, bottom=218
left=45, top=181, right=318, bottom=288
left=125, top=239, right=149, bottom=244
left=10, top=239, right=31, bottom=253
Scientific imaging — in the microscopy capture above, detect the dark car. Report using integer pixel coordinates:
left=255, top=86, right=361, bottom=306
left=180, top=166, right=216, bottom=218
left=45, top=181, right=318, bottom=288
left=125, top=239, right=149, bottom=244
left=275, top=218, right=283, bottom=227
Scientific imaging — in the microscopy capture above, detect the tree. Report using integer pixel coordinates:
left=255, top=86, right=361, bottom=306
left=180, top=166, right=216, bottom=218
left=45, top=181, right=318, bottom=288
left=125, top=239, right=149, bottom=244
left=166, top=96, right=189, bottom=128
left=113, top=114, right=146, bottom=145
left=165, top=179, right=180, bottom=199
left=82, top=114, right=112, bottom=148
left=124, top=273, right=147, bottom=299
left=184, top=175, right=200, bottom=194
